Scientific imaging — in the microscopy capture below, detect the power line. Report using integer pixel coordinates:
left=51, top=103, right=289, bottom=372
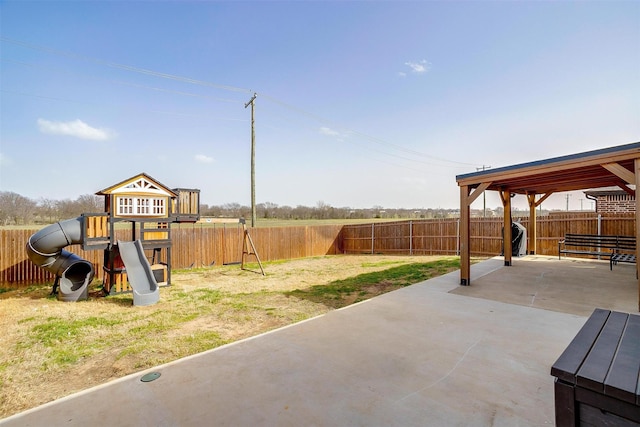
left=254, top=105, right=472, bottom=170
left=2, top=36, right=487, bottom=170
left=0, top=89, right=248, bottom=121
left=476, top=165, right=491, bottom=217
left=260, top=92, right=481, bottom=168
left=1, top=37, right=252, bottom=94
left=243, top=96, right=479, bottom=171
left=2, top=58, right=245, bottom=105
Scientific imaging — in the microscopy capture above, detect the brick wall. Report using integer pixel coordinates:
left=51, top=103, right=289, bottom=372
left=596, top=194, right=636, bottom=213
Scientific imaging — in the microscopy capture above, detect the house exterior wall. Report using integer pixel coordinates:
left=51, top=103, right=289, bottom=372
left=595, top=194, right=636, bottom=214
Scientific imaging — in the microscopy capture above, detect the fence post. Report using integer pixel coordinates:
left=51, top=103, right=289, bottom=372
left=597, top=214, right=602, bottom=259
left=456, top=219, right=460, bottom=256
left=371, top=223, right=375, bottom=254
left=409, top=221, right=413, bottom=255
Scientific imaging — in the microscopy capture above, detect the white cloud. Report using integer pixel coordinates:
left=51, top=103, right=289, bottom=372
left=37, top=118, right=114, bottom=141
left=195, top=154, right=214, bottom=163
left=397, top=71, right=407, bottom=78
left=319, top=127, right=340, bottom=137
left=404, top=59, right=430, bottom=74
left=319, top=126, right=349, bottom=142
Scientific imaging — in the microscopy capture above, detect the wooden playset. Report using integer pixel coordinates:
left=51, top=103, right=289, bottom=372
left=81, top=173, right=200, bottom=294
left=27, top=172, right=264, bottom=303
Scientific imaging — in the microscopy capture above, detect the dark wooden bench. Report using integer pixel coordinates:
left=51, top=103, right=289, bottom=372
left=551, top=308, right=640, bottom=426
left=559, top=234, right=636, bottom=268
left=559, top=233, right=625, bottom=258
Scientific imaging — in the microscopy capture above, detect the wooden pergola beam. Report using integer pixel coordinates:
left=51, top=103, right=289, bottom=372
left=468, top=182, right=492, bottom=205
left=603, top=162, right=635, bottom=184
left=620, top=185, right=636, bottom=197
left=457, top=149, right=640, bottom=189
left=533, top=192, right=554, bottom=207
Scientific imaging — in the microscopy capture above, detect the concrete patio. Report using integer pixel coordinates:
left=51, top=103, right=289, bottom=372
left=1, top=255, right=637, bottom=426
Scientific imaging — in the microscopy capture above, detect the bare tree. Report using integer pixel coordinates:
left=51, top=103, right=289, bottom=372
left=0, top=191, right=36, bottom=225
left=56, top=198, right=80, bottom=220
left=259, top=202, right=278, bottom=219
left=76, top=194, right=103, bottom=213
left=222, top=203, right=249, bottom=218
left=316, top=200, right=331, bottom=219
left=0, top=192, right=11, bottom=225
left=277, top=205, right=293, bottom=219
left=38, top=198, right=58, bottom=223
left=292, top=205, right=312, bottom=220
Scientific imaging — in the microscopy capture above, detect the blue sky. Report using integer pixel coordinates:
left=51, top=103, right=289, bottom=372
left=1, top=1, right=638, bottom=211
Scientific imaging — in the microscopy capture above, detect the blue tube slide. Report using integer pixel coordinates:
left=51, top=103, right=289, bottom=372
left=26, top=217, right=95, bottom=302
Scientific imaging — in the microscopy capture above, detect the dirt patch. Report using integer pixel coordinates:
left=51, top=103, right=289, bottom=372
left=0, top=254, right=454, bottom=419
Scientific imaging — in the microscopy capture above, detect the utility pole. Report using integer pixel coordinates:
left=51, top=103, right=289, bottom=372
left=245, top=92, right=257, bottom=227
left=565, top=194, right=571, bottom=211
left=539, top=195, right=543, bottom=213
left=476, top=165, right=491, bottom=217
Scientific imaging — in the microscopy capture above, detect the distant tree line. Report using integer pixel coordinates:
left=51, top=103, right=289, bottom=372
left=200, top=200, right=460, bottom=221
left=0, top=192, right=103, bottom=226
left=0, top=191, right=463, bottom=226
left=200, top=201, right=539, bottom=221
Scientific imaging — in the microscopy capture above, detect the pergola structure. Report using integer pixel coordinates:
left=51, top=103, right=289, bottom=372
left=456, top=141, right=640, bottom=310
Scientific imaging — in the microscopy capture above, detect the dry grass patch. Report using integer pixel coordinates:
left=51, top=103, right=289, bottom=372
left=0, top=255, right=463, bottom=418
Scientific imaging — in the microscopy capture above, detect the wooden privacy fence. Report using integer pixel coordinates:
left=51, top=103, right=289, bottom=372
left=340, top=213, right=636, bottom=257
left=1, top=213, right=635, bottom=287
left=1, top=224, right=343, bottom=287
left=170, top=223, right=344, bottom=268
left=341, top=219, right=491, bottom=256
left=341, top=220, right=462, bottom=255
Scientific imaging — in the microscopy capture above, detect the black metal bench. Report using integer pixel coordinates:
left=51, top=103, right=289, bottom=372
left=551, top=308, right=640, bottom=426
left=609, top=236, right=637, bottom=270
left=559, top=234, right=636, bottom=270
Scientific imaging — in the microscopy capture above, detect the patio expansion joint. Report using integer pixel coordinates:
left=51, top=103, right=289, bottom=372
left=393, top=334, right=484, bottom=403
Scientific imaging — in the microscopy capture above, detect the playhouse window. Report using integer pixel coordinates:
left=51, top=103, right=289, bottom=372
left=137, top=198, right=149, bottom=214
left=152, top=199, right=164, bottom=214
left=117, top=197, right=165, bottom=216
left=118, top=197, right=134, bottom=214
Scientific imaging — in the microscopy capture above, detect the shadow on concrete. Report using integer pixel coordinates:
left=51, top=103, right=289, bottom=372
left=450, top=255, right=637, bottom=316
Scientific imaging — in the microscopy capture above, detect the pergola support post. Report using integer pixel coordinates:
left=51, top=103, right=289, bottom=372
left=527, top=194, right=537, bottom=255
left=635, top=159, right=640, bottom=311
left=460, top=185, right=471, bottom=286
left=501, top=190, right=512, bottom=266
left=459, top=182, right=491, bottom=286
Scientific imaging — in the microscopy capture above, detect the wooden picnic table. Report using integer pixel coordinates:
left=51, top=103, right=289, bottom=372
left=551, top=308, right=640, bottom=426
